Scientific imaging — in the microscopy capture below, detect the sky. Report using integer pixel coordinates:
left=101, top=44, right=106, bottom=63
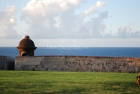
left=0, top=0, right=140, bottom=47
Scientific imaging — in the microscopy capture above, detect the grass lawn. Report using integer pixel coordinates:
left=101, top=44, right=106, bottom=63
left=0, top=71, right=139, bottom=94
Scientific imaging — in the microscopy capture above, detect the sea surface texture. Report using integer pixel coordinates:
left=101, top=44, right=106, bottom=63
left=0, top=47, right=140, bottom=58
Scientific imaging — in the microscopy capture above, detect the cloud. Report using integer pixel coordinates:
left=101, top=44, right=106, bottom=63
left=84, top=1, right=106, bottom=15
left=118, top=26, right=131, bottom=38
left=96, top=1, right=106, bottom=7
left=0, top=6, right=19, bottom=39
left=117, top=26, right=140, bottom=38
left=0, top=0, right=139, bottom=40
left=21, top=0, right=107, bottom=39
left=131, top=31, right=140, bottom=38
left=76, top=11, right=108, bottom=38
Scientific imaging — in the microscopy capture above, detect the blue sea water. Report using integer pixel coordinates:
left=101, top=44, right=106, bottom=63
left=0, top=47, right=140, bottom=58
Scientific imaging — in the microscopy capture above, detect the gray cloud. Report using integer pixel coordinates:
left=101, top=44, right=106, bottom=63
left=131, top=31, right=140, bottom=38
left=118, top=26, right=131, bottom=38
left=117, top=26, right=140, bottom=38
left=0, top=6, right=19, bottom=39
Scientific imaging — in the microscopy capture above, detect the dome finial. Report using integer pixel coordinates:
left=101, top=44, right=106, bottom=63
left=24, top=35, right=30, bottom=39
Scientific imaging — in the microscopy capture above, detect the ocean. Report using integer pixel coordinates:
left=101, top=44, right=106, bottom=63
left=0, top=47, right=140, bottom=58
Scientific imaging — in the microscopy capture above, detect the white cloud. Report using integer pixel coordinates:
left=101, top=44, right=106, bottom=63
left=96, top=1, right=106, bottom=7
left=6, top=6, right=17, bottom=14
left=0, top=6, right=19, bottom=39
left=10, top=18, right=16, bottom=24
left=117, top=26, right=140, bottom=38
left=75, top=11, right=108, bottom=38
left=84, top=5, right=96, bottom=15
left=21, top=0, right=107, bottom=39
left=84, top=1, right=106, bottom=15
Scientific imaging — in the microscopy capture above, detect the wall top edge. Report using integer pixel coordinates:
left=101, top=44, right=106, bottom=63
left=15, top=56, right=140, bottom=59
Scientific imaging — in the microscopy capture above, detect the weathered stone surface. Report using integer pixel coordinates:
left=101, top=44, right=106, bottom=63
left=15, top=56, right=140, bottom=73
left=16, top=36, right=37, bottom=56
left=0, top=56, right=15, bottom=70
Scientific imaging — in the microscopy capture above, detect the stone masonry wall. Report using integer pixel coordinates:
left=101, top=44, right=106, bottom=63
left=15, top=56, right=140, bottom=73
left=0, top=56, right=15, bottom=70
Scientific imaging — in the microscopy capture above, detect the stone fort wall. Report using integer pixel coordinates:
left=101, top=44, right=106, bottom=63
left=15, top=56, right=140, bottom=73
left=0, top=56, right=15, bottom=70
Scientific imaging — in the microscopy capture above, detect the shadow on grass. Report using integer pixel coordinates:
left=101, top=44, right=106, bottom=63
left=103, top=81, right=140, bottom=94
left=45, top=87, right=87, bottom=94
left=42, top=82, right=140, bottom=94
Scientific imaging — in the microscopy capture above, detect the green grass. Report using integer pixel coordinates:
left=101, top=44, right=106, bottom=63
left=0, top=71, right=139, bottom=94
